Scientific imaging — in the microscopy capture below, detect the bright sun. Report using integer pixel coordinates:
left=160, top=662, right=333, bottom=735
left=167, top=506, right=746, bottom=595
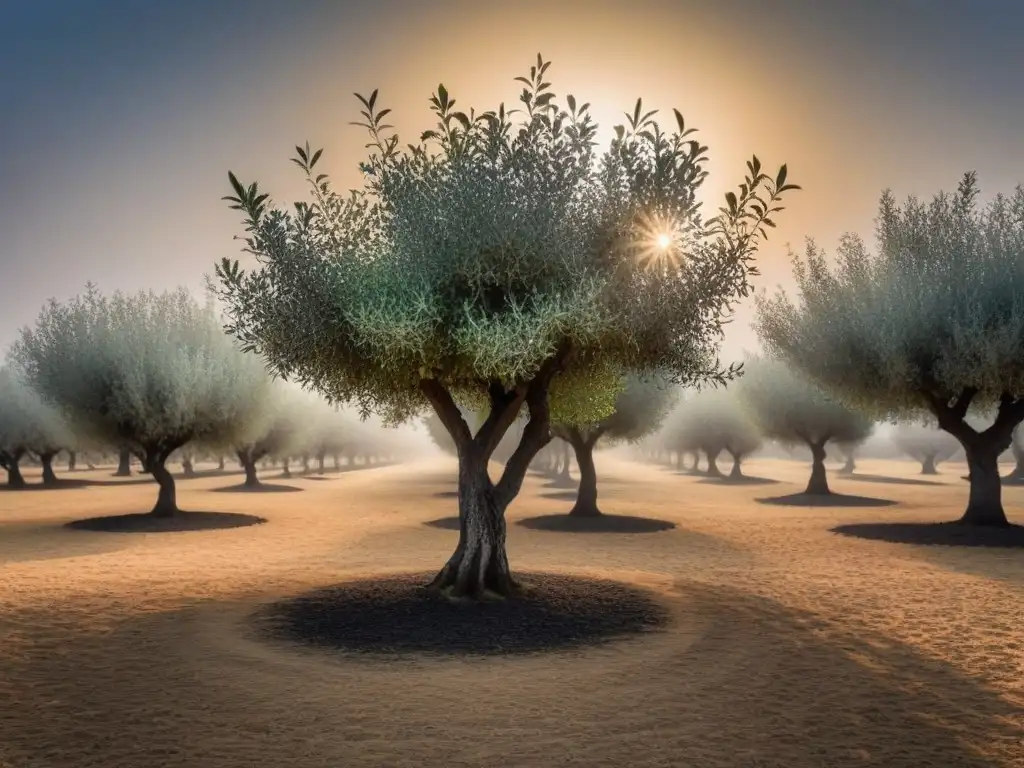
left=656, top=234, right=671, bottom=250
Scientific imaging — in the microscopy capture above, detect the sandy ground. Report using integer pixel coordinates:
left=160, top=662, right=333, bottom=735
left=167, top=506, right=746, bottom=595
left=0, top=455, right=1022, bottom=768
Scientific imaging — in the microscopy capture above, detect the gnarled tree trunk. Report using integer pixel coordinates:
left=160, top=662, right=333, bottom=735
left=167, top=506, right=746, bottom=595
left=429, top=454, right=516, bottom=598
left=115, top=447, right=132, bottom=477
left=806, top=440, right=830, bottom=495
left=962, top=444, right=1008, bottom=526
left=727, top=449, right=743, bottom=480
left=921, top=453, right=938, bottom=475
left=839, top=454, right=855, bottom=475
left=237, top=450, right=261, bottom=488
left=557, top=442, right=572, bottom=485
left=181, top=457, right=196, bottom=477
left=568, top=433, right=600, bottom=517
left=40, top=452, right=58, bottom=486
left=149, top=459, right=178, bottom=517
left=4, top=450, right=26, bottom=488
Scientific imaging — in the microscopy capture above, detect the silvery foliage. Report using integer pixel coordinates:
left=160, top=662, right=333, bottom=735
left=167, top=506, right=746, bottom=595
left=664, top=384, right=762, bottom=456
left=11, top=286, right=268, bottom=456
left=216, top=55, right=796, bottom=426
left=0, top=366, right=76, bottom=457
left=556, top=372, right=677, bottom=445
left=755, top=173, right=1024, bottom=419
left=738, top=356, right=872, bottom=446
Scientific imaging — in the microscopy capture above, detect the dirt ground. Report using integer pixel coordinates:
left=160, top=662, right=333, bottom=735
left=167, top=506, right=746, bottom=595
left=0, top=455, right=1022, bottom=768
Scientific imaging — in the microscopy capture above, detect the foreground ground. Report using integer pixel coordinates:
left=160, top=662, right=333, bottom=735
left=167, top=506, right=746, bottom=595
left=0, top=455, right=1022, bottom=767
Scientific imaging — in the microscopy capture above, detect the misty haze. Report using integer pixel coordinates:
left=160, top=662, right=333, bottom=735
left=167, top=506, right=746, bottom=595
left=1, top=2, right=1023, bottom=767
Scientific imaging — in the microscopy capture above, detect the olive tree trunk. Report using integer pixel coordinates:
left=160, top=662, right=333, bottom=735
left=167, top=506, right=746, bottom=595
left=705, top=449, right=724, bottom=478
left=40, top=452, right=58, bottom=486
left=5, top=452, right=26, bottom=488
left=281, top=457, right=291, bottom=478
left=921, top=453, right=938, bottom=475
left=727, top=449, right=743, bottom=479
left=839, top=454, right=855, bottom=475
left=1005, top=442, right=1024, bottom=481
left=67, top=451, right=77, bottom=472
left=149, top=458, right=178, bottom=517
left=806, top=440, right=830, bottom=495
left=567, top=432, right=601, bottom=517
left=236, top=450, right=262, bottom=488
left=115, top=447, right=132, bottom=477
left=316, top=452, right=326, bottom=474
left=181, top=457, right=196, bottom=477
left=962, top=444, right=1008, bottom=526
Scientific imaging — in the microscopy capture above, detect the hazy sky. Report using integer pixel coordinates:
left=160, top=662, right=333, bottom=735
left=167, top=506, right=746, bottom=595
left=2, top=0, right=1022, bottom=356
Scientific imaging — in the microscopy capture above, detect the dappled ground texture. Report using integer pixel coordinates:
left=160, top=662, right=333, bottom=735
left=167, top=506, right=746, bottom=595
left=0, top=456, right=1023, bottom=767
left=259, top=572, right=668, bottom=655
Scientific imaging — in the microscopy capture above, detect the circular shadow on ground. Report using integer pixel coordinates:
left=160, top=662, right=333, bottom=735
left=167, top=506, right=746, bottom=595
left=1001, top=476, right=1024, bottom=486
left=542, top=478, right=579, bottom=490
left=255, top=572, right=669, bottom=656
left=432, top=490, right=459, bottom=499
left=697, top=475, right=779, bottom=486
left=210, top=483, right=303, bottom=493
left=832, top=522, right=1024, bottom=548
left=423, top=516, right=461, bottom=530
left=302, top=476, right=334, bottom=481
left=845, top=474, right=945, bottom=487
left=517, top=513, right=677, bottom=534
left=66, top=510, right=268, bottom=533
left=756, top=492, right=897, bottom=508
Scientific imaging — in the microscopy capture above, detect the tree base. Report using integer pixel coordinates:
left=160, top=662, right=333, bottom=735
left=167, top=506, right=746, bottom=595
left=426, top=542, right=519, bottom=600
left=568, top=505, right=603, bottom=518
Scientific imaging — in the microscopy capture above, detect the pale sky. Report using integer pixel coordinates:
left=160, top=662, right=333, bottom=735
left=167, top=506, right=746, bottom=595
left=2, top=0, right=1022, bottom=358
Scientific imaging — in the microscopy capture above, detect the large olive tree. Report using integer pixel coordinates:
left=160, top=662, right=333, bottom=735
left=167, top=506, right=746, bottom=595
left=756, top=174, right=1024, bottom=525
left=553, top=374, right=676, bottom=516
left=215, top=56, right=797, bottom=597
left=738, top=356, right=872, bottom=495
left=11, top=287, right=269, bottom=516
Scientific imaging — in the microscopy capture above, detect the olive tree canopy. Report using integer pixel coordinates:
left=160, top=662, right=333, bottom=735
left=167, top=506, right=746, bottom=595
left=215, top=55, right=797, bottom=597
left=756, top=174, right=1024, bottom=524
left=0, top=366, right=76, bottom=487
left=11, top=286, right=268, bottom=516
left=738, top=356, right=872, bottom=495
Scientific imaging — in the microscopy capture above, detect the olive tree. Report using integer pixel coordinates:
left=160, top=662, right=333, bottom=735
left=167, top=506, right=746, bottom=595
left=664, top=385, right=762, bottom=479
left=215, top=55, right=796, bottom=597
left=553, top=374, right=675, bottom=516
left=0, top=367, right=76, bottom=487
left=756, top=174, right=1024, bottom=525
left=891, top=423, right=960, bottom=475
left=738, top=356, right=872, bottom=494
left=11, top=287, right=268, bottom=516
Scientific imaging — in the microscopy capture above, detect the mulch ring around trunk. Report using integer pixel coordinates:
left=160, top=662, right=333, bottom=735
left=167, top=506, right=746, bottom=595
left=66, top=510, right=268, bottom=533
left=253, top=572, right=670, bottom=657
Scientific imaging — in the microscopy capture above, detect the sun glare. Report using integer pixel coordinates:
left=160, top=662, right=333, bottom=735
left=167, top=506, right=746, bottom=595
left=656, top=234, right=671, bottom=250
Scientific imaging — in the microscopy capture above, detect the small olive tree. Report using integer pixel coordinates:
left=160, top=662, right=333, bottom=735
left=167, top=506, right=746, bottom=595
left=0, top=367, right=76, bottom=487
left=216, top=56, right=796, bottom=597
left=738, top=356, right=872, bottom=494
left=664, top=385, right=762, bottom=479
left=891, top=423, right=960, bottom=475
left=553, top=374, right=676, bottom=516
left=756, top=174, right=1024, bottom=525
left=11, top=286, right=268, bottom=516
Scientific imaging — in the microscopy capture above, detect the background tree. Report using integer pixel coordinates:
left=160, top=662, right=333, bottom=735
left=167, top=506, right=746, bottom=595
left=0, top=366, right=76, bottom=487
left=12, top=286, right=268, bottom=516
left=216, top=55, right=796, bottom=597
left=738, top=356, right=872, bottom=495
left=553, top=373, right=675, bottom=516
left=755, top=174, right=1024, bottom=525
left=663, top=385, right=762, bottom=480
left=1005, top=425, right=1024, bottom=484
left=891, top=423, right=960, bottom=475
left=833, top=438, right=869, bottom=475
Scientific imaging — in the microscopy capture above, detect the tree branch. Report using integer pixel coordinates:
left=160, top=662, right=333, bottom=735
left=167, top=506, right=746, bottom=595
left=419, top=378, right=473, bottom=452
left=474, top=381, right=527, bottom=460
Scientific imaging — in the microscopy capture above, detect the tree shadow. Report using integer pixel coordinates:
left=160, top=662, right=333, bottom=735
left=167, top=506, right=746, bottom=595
left=423, top=516, right=461, bottom=530
left=696, top=475, right=779, bottom=486
left=540, top=490, right=578, bottom=501
left=1001, top=475, right=1024, bottom=486
left=844, top=474, right=945, bottom=487
left=542, top=478, right=578, bottom=490
left=832, top=521, right=1024, bottom=549
left=516, top=514, right=676, bottom=534
left=175, top=469, right=239, bottom=480
left=432, top=490, right=459, bottom=499
left=0, top=523, right=130, bottom=564
left=254, top=572, right=669, bottom=656
left=756, top=492, right=897, bottom=508
left=65, top=510, right=267, bottom=533
left=210, top=483, right=303, bottom=493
